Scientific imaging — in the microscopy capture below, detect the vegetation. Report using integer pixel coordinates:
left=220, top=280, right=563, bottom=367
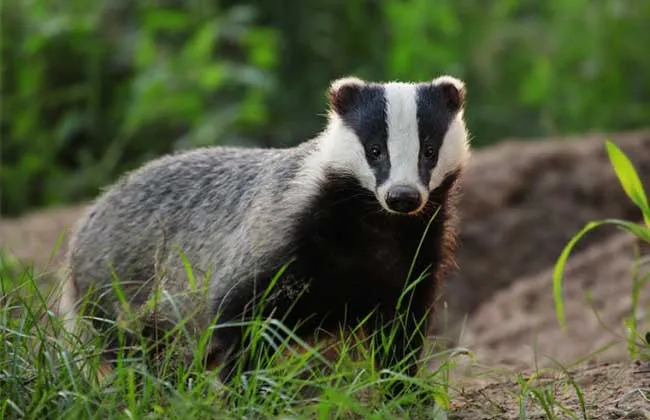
left=3, top=0, right=650, bottom=215
left=0, top=242, right=458, bottom=419
left=554, top=140, right=650, bottom=362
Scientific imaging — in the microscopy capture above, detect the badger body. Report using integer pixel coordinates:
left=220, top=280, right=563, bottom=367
left=60, top=75, right=470, bottom=393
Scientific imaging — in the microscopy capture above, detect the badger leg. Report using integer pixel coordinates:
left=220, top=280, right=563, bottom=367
left=373, top=299, right=430, bottom=399
left=208, top=292, right=266, bottom=385
left=213, top=327, right=248, bottom=384
left=56, top=271, right=118, bottom=382
left=213, top=317, right=297, bottom=385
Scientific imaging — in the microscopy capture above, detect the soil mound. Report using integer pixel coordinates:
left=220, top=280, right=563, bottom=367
left=444, top=129, right=650, bottom=327
left=458, top=231, right=650, bottom=371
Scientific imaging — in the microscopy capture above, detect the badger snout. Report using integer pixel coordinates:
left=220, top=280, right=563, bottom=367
left=385, top=185, right=422, bottom=214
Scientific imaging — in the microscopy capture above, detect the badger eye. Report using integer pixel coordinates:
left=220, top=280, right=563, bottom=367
left=423, top=145, right=436, bottom=159
left=369, top=145, right=382, bottom=160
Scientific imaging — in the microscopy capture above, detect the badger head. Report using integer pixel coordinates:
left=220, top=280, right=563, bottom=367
left=317, top=75, right=470, bottom=215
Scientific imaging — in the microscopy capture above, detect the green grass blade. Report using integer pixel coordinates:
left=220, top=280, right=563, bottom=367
left=605, top=140, right=650, bottom=226
left=179, top=249, right=197, bottom=291
left=554, top=218, right=650, bottom=330
left=554, top=221, right=601, bottom=330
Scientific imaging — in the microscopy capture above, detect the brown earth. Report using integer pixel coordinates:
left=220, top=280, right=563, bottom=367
left=457, top=231, right=650, bottom=371
left=449, top=361, right=650, bottom=419
left=444, top=231, right=650, bottom=418
left=444, top=129, right=650, bottom=328
left=1, top=129, right=650, bottom=418
left=0, top=204, right=83, bottom=273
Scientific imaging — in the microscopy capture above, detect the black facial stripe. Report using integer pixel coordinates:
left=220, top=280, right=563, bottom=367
left=416, top=84, right=456, bottom=187
left=337, top=84, right=390, bottom=186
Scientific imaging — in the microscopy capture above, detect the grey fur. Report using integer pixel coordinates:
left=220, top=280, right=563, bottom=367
left=63, top=140, right=321, bottom=349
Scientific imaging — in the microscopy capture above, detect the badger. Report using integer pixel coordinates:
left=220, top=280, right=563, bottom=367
left=58, top=75, right=471, bottom=397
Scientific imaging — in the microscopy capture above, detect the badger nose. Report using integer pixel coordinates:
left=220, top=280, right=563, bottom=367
left=385, top=185, right=422, bottom=214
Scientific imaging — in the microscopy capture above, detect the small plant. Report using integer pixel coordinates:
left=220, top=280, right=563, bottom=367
left=553, top=139, right=650, bottom=360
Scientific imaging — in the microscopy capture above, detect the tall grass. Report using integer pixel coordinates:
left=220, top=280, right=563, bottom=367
left=0, top=249, right=455, bottom=419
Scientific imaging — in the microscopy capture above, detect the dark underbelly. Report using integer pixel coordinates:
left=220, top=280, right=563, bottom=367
left=242, top=171, right=450, bottom=335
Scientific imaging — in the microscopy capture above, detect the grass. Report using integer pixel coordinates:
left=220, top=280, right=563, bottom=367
left=0, top=250, right=456, bottom=420
left=4, top=254, right=638, bottom=420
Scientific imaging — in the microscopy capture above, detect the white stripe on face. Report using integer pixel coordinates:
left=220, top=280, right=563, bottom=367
left=383, top=83, right=425, bottom=192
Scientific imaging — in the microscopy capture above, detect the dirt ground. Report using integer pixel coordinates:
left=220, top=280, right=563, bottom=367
left=449, top=361, right=650, bottom=419
left=2, top=129, right=650, bottom=418
left=444, top=230, right=650, bottom=418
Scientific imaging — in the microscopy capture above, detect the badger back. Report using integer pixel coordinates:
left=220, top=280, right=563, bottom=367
left=64, top=145, right=312, bottom=331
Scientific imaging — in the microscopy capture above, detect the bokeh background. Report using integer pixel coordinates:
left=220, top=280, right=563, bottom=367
left=3, top=0, right=650, bottom=217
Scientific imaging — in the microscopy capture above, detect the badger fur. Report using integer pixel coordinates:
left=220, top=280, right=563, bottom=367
left=58, top=75, right=471, bottom=395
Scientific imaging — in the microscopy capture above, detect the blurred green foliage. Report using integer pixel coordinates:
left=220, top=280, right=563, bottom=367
left=2, top=0, right=649, bottom=216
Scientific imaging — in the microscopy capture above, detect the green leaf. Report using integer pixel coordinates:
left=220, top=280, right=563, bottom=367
left=554, top=218, right=650, bottom=330
left=134, top=33, right=158, bottom=68
left=606, top=140, right=650, bottom=227
left=520, top=57, right=551, bottom=106
left=183, top=22, right=219, bottom=63
left=143, top=9, right=190, bottom=31
left=179, top=250, right=197, bottom=291
left=199, top=64, right=227, bottom=90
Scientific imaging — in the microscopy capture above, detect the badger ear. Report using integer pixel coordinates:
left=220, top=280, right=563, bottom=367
left=432, top=75, right=466, bottom=112
left=328, top=76, right=366, bottom=115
